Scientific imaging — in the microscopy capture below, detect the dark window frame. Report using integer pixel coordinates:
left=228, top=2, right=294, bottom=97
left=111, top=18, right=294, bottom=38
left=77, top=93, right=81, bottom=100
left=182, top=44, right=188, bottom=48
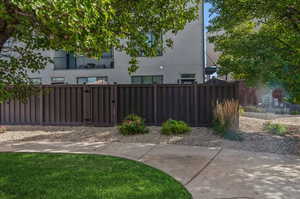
left=179, top=74, right=197, bottom=84
left=54, top=49, right=114, bottom=70
left=181, top=74, right=196, bottom=79
left=131, top=75, right=163, bottom=84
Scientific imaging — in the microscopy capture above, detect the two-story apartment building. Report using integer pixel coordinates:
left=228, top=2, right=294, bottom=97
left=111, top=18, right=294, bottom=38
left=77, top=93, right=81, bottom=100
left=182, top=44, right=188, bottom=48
left=28, top=3, right=205, bottom=85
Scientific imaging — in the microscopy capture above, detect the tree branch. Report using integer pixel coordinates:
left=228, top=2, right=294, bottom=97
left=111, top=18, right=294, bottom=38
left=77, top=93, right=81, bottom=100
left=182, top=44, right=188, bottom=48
left=285, top=7, right=300, bottom=34
left=275, top=38, right=299, bottom=54
left=0, top=34, right=11, bottom=51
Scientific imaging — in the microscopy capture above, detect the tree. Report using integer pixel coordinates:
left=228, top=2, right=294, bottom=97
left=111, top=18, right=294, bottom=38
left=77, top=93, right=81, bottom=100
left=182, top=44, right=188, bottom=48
left=0, top=0, right=201, bottom=101
left=207, top=0, right=300, bottom=104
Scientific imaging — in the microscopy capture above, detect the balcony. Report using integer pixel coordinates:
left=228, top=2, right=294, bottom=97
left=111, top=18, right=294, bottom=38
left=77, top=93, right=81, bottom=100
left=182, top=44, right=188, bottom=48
left=54, top=51, right=114, bottom=70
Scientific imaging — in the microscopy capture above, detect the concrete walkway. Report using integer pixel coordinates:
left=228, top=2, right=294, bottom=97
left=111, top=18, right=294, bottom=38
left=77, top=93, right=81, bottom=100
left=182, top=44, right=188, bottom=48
left=1, top=141, right=300, bottom=199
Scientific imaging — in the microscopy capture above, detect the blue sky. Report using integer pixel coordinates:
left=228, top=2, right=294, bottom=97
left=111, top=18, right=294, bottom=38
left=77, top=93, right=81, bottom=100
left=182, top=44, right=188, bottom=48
left=204, top=3, right=212, bottom=30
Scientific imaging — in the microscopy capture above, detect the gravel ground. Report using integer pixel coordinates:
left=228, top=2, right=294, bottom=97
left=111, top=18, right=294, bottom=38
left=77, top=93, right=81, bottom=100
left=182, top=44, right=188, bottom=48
left=0, top=116, right=299, bottom=155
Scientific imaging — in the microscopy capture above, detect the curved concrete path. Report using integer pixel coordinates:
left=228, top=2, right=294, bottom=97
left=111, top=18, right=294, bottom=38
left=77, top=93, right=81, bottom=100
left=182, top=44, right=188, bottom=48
left=1, top=141, right=300, bottom=199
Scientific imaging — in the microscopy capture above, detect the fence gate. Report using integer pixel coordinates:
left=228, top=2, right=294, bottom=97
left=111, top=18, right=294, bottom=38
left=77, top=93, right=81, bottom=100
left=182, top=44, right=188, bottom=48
left=86, top=85, right=116, bottom=126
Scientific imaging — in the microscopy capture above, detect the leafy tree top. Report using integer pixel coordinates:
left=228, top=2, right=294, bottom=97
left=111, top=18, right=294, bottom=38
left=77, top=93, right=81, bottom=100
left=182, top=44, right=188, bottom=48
left=0, top=0, right=201, bottom=101
left=1, top=0, right=201, bottom=70
left=207, top=0, right=300, bottom=104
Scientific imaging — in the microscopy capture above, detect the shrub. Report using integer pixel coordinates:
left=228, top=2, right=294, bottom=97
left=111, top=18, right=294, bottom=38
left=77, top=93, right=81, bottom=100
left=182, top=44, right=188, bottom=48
left=263, top=122, right=288, bottom=136
left=243, top=106, right=264, bottom=113
left=239, top=107, right=245, bottom=115
left=161, top=119, right=191, bottom=135
left=118, top=114, right=149, bottom=135
left=0, top=126, right=6, bottom=134
left=290, top=110, right=300, bottom=115
left=213, top=100, right=239, bottom=136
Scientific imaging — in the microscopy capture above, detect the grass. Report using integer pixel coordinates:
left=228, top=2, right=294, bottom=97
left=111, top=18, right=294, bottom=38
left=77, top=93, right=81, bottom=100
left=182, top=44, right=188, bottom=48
left=0, top=153, right=191, bottom=199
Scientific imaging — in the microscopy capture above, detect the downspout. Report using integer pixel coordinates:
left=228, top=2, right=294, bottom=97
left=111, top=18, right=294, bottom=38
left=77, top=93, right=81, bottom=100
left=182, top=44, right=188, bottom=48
left=201, top=1, right=206, bottom=83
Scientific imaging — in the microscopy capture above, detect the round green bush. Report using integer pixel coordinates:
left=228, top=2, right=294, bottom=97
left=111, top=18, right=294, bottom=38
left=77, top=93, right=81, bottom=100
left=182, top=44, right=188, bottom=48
left=263, top=122, right=288, bottom=136
left=290, top=110, right=300, bottom=115
left=118, top=114, right=149, bottom=135
left=161, top=119, right=191, bottom=135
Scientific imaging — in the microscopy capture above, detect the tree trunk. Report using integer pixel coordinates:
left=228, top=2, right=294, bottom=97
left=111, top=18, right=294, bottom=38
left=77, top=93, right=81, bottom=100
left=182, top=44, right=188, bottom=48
left=0, top=33, right=10, bottom=51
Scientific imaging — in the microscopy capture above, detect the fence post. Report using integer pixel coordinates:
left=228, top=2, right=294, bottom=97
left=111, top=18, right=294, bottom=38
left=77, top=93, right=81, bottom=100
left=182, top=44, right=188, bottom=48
left=39, top=86, right=44, bottom=125
left=112, top=83, right=118, bottom=126
left=153, top=83, right=158, bottom=125
left=83, top=85, right=91, bottom=126
left=235, top=81, right=240, bottom=129
left=235, top=81, right=240, bottom=103
left=194, top=82, right=198, bottom=127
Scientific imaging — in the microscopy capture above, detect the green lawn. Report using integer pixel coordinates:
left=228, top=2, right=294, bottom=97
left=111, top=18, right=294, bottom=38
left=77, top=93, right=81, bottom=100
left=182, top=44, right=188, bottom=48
left=0, top=153, right=191, bottom=199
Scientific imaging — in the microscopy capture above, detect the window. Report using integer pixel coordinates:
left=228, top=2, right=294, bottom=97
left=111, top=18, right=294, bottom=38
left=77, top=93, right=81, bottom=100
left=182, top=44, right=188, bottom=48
left=30, top=78, right=42, bottom=85
left=153, top=76, right=163, bottom=84
left=51, top=77, right=65, bottom=85
left=179, top=74, right=196, bottom=84
left=131, top=76, right=142, bottom=84
left=77, top=76, right=108, bottom=85
left=139, top=32, right=163, bottom=57
left=54, top=51, right=77, bottom=70
left=181, top=74, right=196, bottom=79
left=54, top=49, right=114, bottom=70
left=146, top=32, right=157, bottom=47
left=131, top=75, right=163, bottom=84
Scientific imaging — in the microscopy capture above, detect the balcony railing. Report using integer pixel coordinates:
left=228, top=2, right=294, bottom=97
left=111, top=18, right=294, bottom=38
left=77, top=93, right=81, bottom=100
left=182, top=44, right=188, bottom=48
left=53, top=57, right=114, bottom=70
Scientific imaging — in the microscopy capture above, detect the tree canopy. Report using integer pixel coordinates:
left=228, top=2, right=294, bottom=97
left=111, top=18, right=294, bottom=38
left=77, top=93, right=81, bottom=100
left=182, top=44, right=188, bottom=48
left=207, top=0, right=300, bottom=104
left=0, top=0, right=201, bottom=101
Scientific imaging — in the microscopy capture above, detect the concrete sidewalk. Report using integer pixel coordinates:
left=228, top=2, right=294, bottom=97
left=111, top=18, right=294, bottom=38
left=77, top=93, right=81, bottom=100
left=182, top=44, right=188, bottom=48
left=1, top=141, right=300, bottom=199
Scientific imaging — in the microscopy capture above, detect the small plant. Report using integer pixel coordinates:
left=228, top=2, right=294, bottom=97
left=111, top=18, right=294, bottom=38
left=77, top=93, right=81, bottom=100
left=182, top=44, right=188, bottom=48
left=161, top=119, right=191, bottom=135
left=243, top=106, right=264, bottom=113
left=290, top=110, right=300, bottom=115
left=213, top=100, right=239, bottom=136
left=263, top=122, right=288, bottom=136
left=0, top=126, right=6, bottom=134
left=239, top=107, right=245, bottom=115
left=118, top=114, right=149, bottom=135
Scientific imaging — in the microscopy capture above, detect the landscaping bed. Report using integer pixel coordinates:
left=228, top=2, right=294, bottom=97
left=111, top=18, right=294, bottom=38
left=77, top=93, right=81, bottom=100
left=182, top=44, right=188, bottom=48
left=1, top=116, right=299, bottom=155
left=0, top=153, right=191, bottom=199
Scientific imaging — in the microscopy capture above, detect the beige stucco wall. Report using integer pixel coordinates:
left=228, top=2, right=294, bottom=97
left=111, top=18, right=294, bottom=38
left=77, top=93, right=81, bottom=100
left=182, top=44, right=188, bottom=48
left=206, top=32, right=221, bottom=67
left=29, top=3, right=205, bottom=84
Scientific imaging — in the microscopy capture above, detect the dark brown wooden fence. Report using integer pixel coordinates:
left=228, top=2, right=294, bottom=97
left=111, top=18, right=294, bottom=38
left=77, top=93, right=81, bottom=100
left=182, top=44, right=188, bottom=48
left=0, top=82, right=239, bottom=127
left=239, top=81, right=258, bottom=106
